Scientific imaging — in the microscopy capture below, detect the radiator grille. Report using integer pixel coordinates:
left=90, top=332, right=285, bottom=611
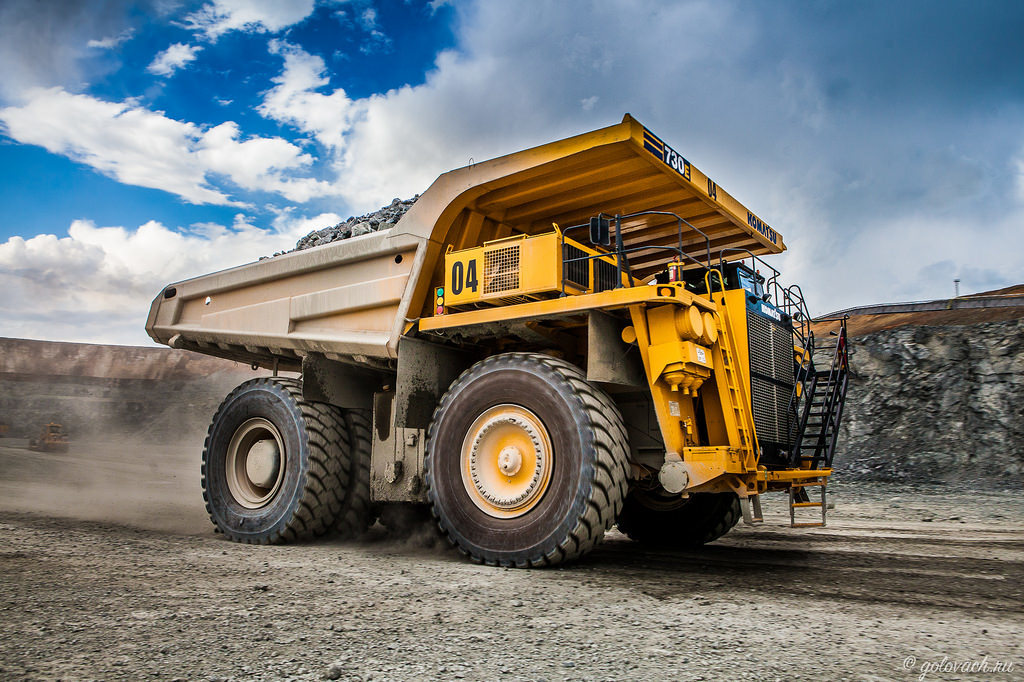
left=483, top=244, right=520, bottom=294
left=562, top=244, right=589, bottom=289
left=595, top=259, right=619, bottom=292
left=747, top=311, right=795, bottom=445
left=748, top=314, right=795, bottom=383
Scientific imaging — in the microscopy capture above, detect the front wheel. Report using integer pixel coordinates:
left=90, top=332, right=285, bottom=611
left=425, top=353, right=630, bottom=567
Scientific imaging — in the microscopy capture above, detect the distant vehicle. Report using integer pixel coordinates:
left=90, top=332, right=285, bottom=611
left=28, top=423, right=69, bottom=453
left=0, top=424, right=8, bottom=437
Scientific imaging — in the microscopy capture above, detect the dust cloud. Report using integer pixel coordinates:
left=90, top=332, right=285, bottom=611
left=0, top=401, right=214, bottom=534
left=0, top=378, right=450, bottom=543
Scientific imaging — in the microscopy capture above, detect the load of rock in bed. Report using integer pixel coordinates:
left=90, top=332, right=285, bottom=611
left=283, top=196, right=419, bottom=255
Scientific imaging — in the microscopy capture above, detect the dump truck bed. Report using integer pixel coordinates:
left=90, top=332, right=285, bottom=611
left=146, top=114, right=784, bottom=367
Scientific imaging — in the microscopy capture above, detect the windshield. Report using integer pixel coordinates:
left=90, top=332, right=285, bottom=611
left=735, top=267, right=765, bottom=298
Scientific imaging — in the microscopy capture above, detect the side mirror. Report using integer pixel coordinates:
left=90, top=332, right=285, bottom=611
left=589, top=216, right=611, bottom=246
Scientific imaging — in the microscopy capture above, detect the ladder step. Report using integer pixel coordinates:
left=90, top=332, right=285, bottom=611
left=791, top=522, right=825, bottom=528
left=791, top=502, right=822, bottom=508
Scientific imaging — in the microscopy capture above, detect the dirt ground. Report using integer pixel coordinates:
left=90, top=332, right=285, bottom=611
left=0, top=438, right=1021, bottom=681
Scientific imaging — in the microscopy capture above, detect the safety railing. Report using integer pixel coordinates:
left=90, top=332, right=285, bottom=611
left=559, top=210, right=714, bottom=295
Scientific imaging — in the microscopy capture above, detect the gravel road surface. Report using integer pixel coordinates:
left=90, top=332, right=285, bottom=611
left=1, top=440, right=1021, bottom=681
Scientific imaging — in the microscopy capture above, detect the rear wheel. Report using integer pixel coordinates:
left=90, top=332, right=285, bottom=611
left=425, top=353, right=629, bottom=567
left=332, top=409, right=372, bottom=538
left=616, top=488, right=741, bottom=547
left=202, top=377, right=353, bottom=544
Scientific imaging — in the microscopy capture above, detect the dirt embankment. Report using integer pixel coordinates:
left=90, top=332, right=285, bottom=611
left=0, top=337, right=258, bottom=441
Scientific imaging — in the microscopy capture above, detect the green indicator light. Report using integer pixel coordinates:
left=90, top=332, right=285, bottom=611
left=436, top=287, right=444, bottom=296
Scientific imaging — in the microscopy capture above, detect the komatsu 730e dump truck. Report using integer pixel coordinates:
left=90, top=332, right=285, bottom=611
left=146, top=115, right=849, bottom=566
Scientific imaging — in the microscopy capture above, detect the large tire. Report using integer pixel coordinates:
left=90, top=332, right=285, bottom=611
left=616, top=489, right=741, bottom=548
left=332, top=409, right=372, bottom=538
left=201, top=377, right=350, bottom=544
left=425, top=353, right=630, bottom=567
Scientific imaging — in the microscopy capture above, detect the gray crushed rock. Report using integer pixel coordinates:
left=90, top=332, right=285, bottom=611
left=272, top=196, right=419, bottom=258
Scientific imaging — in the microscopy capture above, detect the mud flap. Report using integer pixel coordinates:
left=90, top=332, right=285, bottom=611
left=741, top=494, right=764, bottom=525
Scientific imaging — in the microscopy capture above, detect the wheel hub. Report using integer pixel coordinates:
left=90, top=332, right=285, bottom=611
left=497, top=446, right=523, bottom=476
left=461, top=405, right=553, bottom=519
left=226, top=418, right=286, bottom=509
left=245, top=439, right=280, bottom=488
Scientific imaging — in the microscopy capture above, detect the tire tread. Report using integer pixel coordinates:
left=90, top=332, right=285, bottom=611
left=201, top=377, right=352, bottom=544
left=425, top=352, right=630, bottom=567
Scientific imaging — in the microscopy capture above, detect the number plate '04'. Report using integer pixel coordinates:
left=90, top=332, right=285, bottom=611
left=445, top=255, right=479, bottom=303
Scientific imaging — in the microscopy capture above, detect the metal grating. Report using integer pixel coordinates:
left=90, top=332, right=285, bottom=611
left=483, top=244, right=520, bottom=294
left=748, top=314, right=795, bottom=385
left=595, top=259, right=619, bottom=292
left=747, top=311, right=795, bottom=445
left=563, top=244, right=589, bottom=289
left=751, top=377, right=790, bottom=444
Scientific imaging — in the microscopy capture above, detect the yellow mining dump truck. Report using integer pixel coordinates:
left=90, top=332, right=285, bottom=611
left=28, top=422, right=70, bottom=453
left=147, top=115, right=849, bottom=566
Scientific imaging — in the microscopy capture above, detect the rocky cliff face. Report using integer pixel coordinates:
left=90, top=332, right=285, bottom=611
left=834, top=319, right=1024, bottom=485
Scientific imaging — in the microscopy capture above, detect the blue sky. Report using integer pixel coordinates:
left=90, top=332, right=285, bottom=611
left=0, top=1, right=455, bottom=237
left=1, top=0, right=1023, bottom=345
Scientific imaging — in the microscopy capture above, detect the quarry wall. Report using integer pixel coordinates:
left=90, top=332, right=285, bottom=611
left=834, top=318, right=1023, bottom=485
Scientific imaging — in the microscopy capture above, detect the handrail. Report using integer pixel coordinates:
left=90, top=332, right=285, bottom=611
left=793, top=315, right=848, bottom=467
left=561, top=210, right=715, bottom=290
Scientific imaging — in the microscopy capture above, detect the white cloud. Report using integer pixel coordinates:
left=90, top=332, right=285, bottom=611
left=0, top=87, right=334, bottom=205
left=427, top=0, right=452, bottom=14
left=796, top=210, right=1024, bottom=312
left=87, top=29, right=134, bottom=49
left=258, top=40, right=356, bottom=150
left=358, top=7, right=377, bottom=29
left=0, top=212, right=340, bottom=345
left=356, top=6, right=390, bottom=53
left=311, top=1, right=742, bottom=211
left=197, top=121, right=336, bottom=202
left=184, top=0, right=315, bottom=41
left=147, top=42, right=203, bottom=77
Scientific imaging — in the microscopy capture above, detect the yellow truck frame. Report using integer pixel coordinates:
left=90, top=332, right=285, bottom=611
left=146, top=115, right=849, bottom=566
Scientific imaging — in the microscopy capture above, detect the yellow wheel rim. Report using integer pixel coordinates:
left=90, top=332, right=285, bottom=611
left=461, top=405, right=553, bottom=519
